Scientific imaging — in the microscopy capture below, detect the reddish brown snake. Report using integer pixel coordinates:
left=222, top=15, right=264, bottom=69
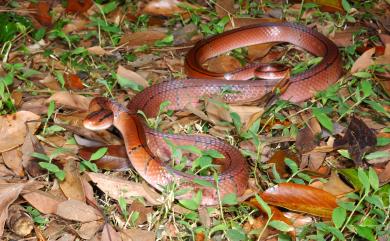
left=84, top=22, right=342, bottom=205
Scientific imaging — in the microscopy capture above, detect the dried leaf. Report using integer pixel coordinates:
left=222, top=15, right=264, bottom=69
left=86, top=172, right=162, bottom=205
left=129, top=201, right=153, bottom=225
left=79, top=145, right=130, bottom=171
left=66, top=0, right=93, bottom=13
left=66, top=74, right=85, bottom=90
left=117, top=65, right=149, bottom=88
left=22, top=190, right=62, bottom=215
left=119, top=31, right=166, bottom=47
left=334, top=117, right=377, bottom=165
left=121, top=228, right=156, bottom=241
left=102, top=223, right=121, bottom=241
left=0, top=111, right=40, bottom=152
left=77, top=221, right=103, bottom=240
left=28, top=1, right=52, bottom=26
left=56, top=200, right=102, bottom=222
left=322, top=171, right=354, bottom=196
left=260, top=183, right=338, bottom=218
left=60, top=160, right=85, bottom=201
left=87, top=46, right=111, bottom=56
left=248, top=43, right=276, bottom=61
left=2, top=148, right=24, bottom=176
left=267, top=150, right=300, bottom=179
left=215, top=0, right=235, bottom=17
left=47, top=91, right=91, bottom=111
left=206, top=55, right=241, bottom=73
left=351, top=47, right=375, bottom=73
left=378, top=161, right=390, bottom=184
left=143, top=0, right=188, bottom=16
left=0, top=183, right=25, bottom=236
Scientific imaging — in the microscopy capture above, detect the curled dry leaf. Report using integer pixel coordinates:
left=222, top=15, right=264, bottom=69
left=0, top=111, right=40, bottom=153
left=260, top=182, right=338, bottom=218
left=59, top=160, right=85, bottom=202
left=102, top=223, right=121, bottom=241
left=56, top=200, right=102, bottom=222
left=65, top=74, right=85, bottom=90
left=6, top=204, right=34, bottom=237
left=22, top=190, right=63, bottom=215
left=28, top=1, right=52, bottom=27
left=86, top=172, right=162, bottom=205
left=47, top=91, right=91, bottom=111
left=351, top=47, right=375, bottom=73
left=87, top=46, right=111, bottom=56
left=117, top=65, right=149, bottom=88
left=0, top=183, right=25, bottom=236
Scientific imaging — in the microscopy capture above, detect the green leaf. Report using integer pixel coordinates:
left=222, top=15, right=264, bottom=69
left=365, top=151, right=390, bottom=160
left=179, top=145, right=202, bottom=156
left=158, top=100, right=171, bottom=114
left=81, top=160, right=98, bottom=172
left=353, top=72, right=371, bottom=79
left=47, top=100, right=55, bottom=119
left=376, top=137, right=390, bottom=146
left=312, top=107, right=333, bottom=133
left=338, top=149, right=351, bottom=159
left=358, top=168, right=370, bottom=194
left=368, top=168, right=379, bottom=191
left=31, top=152, right=50, bottom=162
left=222, top=193, right=238, bottom=205
left=356, top=226, right=376, bottom=241
left=54, top=71, right=65, bottom=88
left=284, top=158, right=298, bottom=173
left=54, top=170, right=65, bottom=181
left=179, top=199, right=199, bottom=211
left=255, top=194, right=272, bottom=217
left=101, top=1, right=118, bottom=14
left=332, top=207, right=346, bottom=228
left=360, top=79, right=373, bottom=97
left=33, top=28, right=46, bottom=41
left=339, top=169, right=362, bottom=190
left=39, top=162, right=61, bottom=173
left=230, top=112, right=242, bottom=133
left=90, top=147, right=108, bottom=161
left=342, top=0, right=352, bottom=12
left=225, top=229, right=245, bottom=241
left=154, top=34, right=174, bottom=47
left=118, top=196, right=128, bottom=218
left=117, top=75, right=144, bottom=92
left=193, top=178, right=215, bottom=188
left=269, top=220, right=292, bottom=232
left=202, top=149, right=224, bottom=159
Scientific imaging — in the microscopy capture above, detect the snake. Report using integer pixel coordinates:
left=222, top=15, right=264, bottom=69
left=83, top=22, right=342, bottom=206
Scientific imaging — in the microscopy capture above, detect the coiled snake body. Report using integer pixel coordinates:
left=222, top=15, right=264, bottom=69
left=84, top=22, right=342, bottom=205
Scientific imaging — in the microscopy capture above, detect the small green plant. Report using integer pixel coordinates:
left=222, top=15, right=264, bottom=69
left=25, top=206, right=49, bottom=226
left=80, top=147, right=106, bottom=172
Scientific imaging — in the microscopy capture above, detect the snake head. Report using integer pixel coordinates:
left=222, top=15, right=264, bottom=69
left=84, top=97, right=115, bottom=130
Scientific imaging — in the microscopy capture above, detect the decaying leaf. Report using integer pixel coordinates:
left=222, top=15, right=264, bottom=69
left=260, top=183, right=338, bottom=218
left=77, top=220, right=103, bottom=240
left=215, top=0, right=235, bottom=18
left=0, top=183, right=25, bottom=236
left=2, top=148, right=24, bottom=176
left=22, top=190, right=63, bottom=215
left=102, top=223, right=121, bottom=241
left=322, top=171, right=354, bottom=196
left=0, top=111, right=40, bottom=153
left=59, top=160, right=86, bottom=202
left=85, top=172, right=163, bottom=205
left=66, top=0, right=93, bottom=13
left=56, top=200, right=102, bottom=222
left=121, top=228, right=156, bottom=241
left=47, top=91, right=91, bottom=111
left=117, top=65, right=149, bottom=88
left=28, top=1, right=52, bottom=26
left=119, top=30, right=167, bottom=47
left=351, top=47, right=375, bottom=73
left=334, top=116, right=377, bottom=165
left=206, top=55, right=241, bottom=74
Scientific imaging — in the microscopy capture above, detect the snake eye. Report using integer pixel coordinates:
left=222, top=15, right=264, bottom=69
left=84, top=109, right=114, bottom=130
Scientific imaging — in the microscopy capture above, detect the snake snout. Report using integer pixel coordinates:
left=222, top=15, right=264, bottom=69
left=83, top=109, right=114, bottom=130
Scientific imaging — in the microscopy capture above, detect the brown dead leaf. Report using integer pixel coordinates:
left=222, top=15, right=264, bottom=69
left=267, top=150, right=300, bottom=179
left=0, top=111, right=40, bottom=153
left=351, top=47, right=375, bottom=73
left=322, top=171, right=354, bottom=196
left=334, top=116, right=377, bottom=165
left=77, top=221, right=103, bottom=240
left=56, top=200, right=102, bottom=222
left=379, top=161, right=390, bottom=184
left=230, top=106, right=265, bottom=127
left=260, top=183, right=338, bottom=218
left=20, top=98, right=48, bottom=115
left=129, top=201, right=153, bottom=225
left=206, top=55, right=241, bottom=73
left=22, top=190, right=63, bottom=215
left=39, top=74, right=61, bottom=90
left=205, top=97, right=231, bottom=123
left=66, top=74, right=85, bottom=90
left=87, top=46, right=111, bottom=56
left=47, top=91, right=91, bottom=111
left=28, top=1, right=52, bottom=27
left=215, top=0, right=235, bottom=18
left=248, top=43, right=276, bottom=61
left=0, top=183, right=25, bottom=236
left=143, top=0, right=190, bottom=16
left=2, top=148, right=24, bottom=176
left=119, top=31, right=166, bottom=47
left=117, top=65, right=149, bottom=88
left=21, top=126, right=46, bottom=177
left=121, top=228, right=156, bottom=241
left=66, top=0, right=93, bottom=13
left=63, top=18, right=90, bottom=34
left=86, top=172, right=162, bottom=205
left=60, top=160, right=85, bottom=202
left=380, top=34, right=390, bottom=45
left=225, top=17, right=282, bottom=30
left=102, top=223, right=121, bottom=241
